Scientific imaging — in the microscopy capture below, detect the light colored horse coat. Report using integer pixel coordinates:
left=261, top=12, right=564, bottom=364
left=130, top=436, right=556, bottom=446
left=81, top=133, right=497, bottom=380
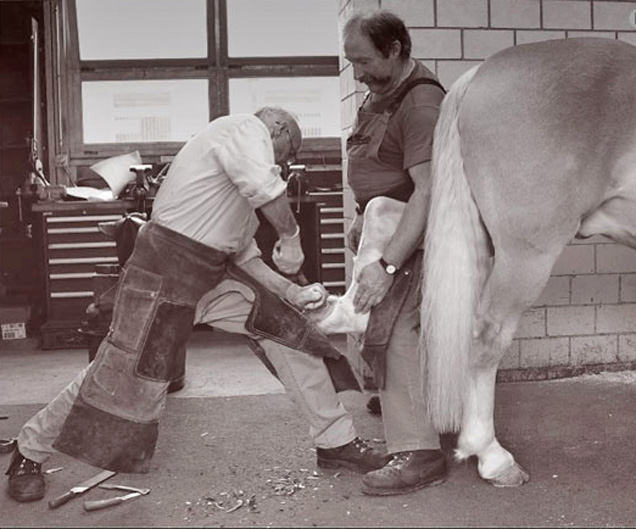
left=423, top=37, right=636, bottom=486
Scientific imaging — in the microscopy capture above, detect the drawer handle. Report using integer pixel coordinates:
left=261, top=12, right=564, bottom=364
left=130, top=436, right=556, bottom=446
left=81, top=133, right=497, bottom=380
left=46, top=215, right=123, bottom=223
left=48, top=242, right=116, bottom=249
left=49, top=257, right=119, bottom=265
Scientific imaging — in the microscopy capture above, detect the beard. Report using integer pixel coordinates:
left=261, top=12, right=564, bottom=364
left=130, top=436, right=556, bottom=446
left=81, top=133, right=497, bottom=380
left=360, top=73, right=392, bottom=92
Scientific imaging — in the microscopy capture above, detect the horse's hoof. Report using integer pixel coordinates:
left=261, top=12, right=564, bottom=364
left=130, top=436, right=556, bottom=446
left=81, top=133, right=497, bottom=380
left=485, top=462, right=530, bottom=487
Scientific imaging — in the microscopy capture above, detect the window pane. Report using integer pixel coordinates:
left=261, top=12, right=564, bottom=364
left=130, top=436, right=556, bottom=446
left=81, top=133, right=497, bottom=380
left=82, top=80, right=209, bottom=143
left=227, top=0, right=339, bottom=57
left=229, top=77, right=340, bottom=138
left=76, top=0, right=207, bottom=60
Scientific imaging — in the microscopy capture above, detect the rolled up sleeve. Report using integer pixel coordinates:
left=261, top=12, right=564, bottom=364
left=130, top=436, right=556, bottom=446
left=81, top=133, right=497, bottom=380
left=216, top=118, right=287, bottom=209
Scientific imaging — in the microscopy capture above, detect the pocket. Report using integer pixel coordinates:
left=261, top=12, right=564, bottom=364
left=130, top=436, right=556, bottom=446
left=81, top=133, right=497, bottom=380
left=110, top=265, right=162, bottom=352
left=346, top=133, right=371, bottom=147
left=81, top=342, right=168, bottom=422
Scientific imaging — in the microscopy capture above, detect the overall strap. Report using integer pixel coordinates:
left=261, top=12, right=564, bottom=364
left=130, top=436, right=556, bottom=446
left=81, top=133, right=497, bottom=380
left=386, top=77, right=446, bottom=115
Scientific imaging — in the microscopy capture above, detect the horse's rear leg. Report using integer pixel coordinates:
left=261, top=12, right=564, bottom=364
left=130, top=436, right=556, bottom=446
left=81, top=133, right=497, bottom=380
left=457, top=252, right=558, bottom=486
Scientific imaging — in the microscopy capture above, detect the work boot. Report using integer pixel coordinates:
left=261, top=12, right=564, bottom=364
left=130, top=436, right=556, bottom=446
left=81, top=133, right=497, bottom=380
left=362, top=449, right=447, bottom=496
left=5, top=448, right=45, bottom=502
left=316, top=437, right=388, bottom=474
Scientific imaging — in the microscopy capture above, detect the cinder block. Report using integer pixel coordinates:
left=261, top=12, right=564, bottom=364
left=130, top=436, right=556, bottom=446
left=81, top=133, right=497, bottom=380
left=519, top=337, right=570, bottom=368
left=618, top=334, right=636, bottom=362
left=437, top=0, right=488, bottom=28
left=597, top=304, right=636, bottom=334
left=515, top=308, right=546, bottom=339
left=436, top=60, right=481, bottom=88
left=620, top=274, right=636, bottom=303
left=547, top=306, right=595, bottom=336
left=464, top=30, right=515, bottom=59
left=543, top=0, right=591, bottom=30
left=571, top=274, right=619, bottom=305
left=535, top=276, right=570, bottom=307
left=515, top=30, right=566, bottom=44
left=551, top=244, right=595, bottom=275
left=491, top=0, right=540, bottom=29
left=618, top=32, right=636, bottom=45
left=571, top=335, right=618, bottom=365
left=597, top=244, right=636, bottom=273
left=411, top=29, right=462, bottom=59
left=383, top=0, right=434, bottom=27
left=500, top=340, right=520, bottom=369
left=567, top=31, right=616, bottom=39
left=594, top=1, right=636, bottom=31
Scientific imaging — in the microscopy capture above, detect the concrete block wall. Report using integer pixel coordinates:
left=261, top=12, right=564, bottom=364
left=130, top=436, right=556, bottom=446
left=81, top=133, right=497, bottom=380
left=338, top=0, right=636, bottom=381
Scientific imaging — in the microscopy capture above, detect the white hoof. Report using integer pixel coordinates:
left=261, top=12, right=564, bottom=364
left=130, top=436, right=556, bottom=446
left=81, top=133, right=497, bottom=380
left=485, top=462, right=530, bottom=487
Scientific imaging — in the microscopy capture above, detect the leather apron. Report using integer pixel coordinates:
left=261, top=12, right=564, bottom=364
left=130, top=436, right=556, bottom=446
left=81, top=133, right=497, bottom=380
left=347, top=78, right=445, bottom=389
left=53, top=221, right=359, bottom=473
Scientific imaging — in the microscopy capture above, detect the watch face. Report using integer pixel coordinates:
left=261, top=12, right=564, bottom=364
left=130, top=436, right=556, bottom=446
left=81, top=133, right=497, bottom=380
left=386, top=264, right=397, bottom=275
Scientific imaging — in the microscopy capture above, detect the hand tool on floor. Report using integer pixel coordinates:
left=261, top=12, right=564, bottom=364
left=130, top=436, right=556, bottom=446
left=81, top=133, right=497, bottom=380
left=48, top=469, right=116, bottom=509
left=83, top=484, right=150, bottom=512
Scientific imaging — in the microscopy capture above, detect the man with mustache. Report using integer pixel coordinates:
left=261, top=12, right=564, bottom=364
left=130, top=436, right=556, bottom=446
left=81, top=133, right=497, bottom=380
left=342, top=10, right=448, bottom=496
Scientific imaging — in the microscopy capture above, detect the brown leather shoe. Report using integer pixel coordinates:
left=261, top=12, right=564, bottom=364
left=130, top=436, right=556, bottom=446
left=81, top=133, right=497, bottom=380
left=5, top=448, right=45, bottom=502
left=316, top=437, right=388, bottom=473
left=362, top=449, right=447, bottom=496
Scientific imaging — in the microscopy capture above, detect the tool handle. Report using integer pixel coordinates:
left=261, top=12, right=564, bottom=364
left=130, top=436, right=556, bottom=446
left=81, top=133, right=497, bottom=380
left=83, top=496, right=125, bottom=512
left=48, top=490, right=77, bottom=509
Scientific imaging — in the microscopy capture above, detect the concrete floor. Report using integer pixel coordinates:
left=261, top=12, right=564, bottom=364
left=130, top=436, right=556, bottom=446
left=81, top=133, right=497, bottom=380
left=2, top=330, right=636, bottom=527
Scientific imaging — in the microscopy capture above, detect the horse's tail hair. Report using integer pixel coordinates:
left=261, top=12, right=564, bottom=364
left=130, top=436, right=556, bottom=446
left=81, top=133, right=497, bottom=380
left=421, top=64, right=485, bottom=433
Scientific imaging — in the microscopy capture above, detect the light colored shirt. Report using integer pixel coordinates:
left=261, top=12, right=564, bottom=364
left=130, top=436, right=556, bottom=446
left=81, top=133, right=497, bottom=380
left=152, top=114, right=287, bottom=264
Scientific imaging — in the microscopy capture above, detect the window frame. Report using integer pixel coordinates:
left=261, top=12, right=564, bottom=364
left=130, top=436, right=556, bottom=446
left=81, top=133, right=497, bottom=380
left=65, top=0, right=340, bottom=166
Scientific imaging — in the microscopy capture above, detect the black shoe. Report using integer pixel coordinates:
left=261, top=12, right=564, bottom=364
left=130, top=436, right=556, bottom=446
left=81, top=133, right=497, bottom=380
left=316, top=437, right=388, bottom=474
left=5, top=448, right=45, bottom=502
left=362, top=449, right=447, bottom=496
left=366, top=395, right=381, bottom=416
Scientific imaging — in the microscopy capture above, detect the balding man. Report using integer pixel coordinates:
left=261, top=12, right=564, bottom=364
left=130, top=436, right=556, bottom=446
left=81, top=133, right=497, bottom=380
left=6, top=107, right=386, bottom=503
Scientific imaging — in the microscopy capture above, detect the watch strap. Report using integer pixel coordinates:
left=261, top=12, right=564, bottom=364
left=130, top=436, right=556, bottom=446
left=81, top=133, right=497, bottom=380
left=378, top=257, right=398, bottom=274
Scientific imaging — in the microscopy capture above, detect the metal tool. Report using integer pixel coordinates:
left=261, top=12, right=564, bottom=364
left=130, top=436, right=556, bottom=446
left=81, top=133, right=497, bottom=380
left=48, top=469, right=116, bottom=509
left=98, top=483, right=151, bottom=495
left=83, top=484, right=150, bottom=512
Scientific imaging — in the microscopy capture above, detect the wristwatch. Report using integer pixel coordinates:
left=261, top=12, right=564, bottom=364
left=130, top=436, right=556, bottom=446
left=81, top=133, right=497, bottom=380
left=378, top=257, right=398, bottom=275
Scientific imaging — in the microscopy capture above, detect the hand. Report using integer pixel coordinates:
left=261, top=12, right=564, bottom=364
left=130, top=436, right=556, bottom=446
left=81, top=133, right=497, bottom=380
left=353, top=260, right=393, bottom=314
left=346, top=214, right=364, bottom=255
left=272, top=230, right=304, bottom=275
left=286, top=283, right=328, bottom=311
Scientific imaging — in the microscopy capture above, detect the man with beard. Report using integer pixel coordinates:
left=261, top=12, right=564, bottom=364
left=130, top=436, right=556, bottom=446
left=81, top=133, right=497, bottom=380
left=342, top=10, right=448, bottom=496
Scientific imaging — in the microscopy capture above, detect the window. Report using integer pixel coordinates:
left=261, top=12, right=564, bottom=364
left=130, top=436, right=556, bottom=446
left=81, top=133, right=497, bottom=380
left=229, top=77, right=340, bottom=138
left=76, top=0, right=208, bottom=60
left=67, top=0, right=340, bottom=162
left=226, top=0, right=339, bottom=57
left=82, top=80, right=209, bottom=143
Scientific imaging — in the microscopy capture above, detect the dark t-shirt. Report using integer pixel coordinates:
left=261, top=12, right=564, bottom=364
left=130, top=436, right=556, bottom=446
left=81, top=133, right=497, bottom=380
left=361, top=61, right=445, bottom=171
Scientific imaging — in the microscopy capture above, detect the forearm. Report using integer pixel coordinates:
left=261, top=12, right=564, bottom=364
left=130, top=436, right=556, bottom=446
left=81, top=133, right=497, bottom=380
left=259, top=192, right=299, bottom=238
left=382, top=164, right=431, bottom=266
left=238, top=256, right=294, bottom=299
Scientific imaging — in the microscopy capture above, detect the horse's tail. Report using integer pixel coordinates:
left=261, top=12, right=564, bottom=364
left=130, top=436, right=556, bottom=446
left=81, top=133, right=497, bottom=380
left=421, top=64, right=487, bottom=432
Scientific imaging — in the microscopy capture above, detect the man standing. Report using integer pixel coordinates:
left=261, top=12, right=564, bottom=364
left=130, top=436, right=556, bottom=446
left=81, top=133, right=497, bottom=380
left=343, top=11, right=448, bottom=496
left=5, top=107, right=386, bottom=503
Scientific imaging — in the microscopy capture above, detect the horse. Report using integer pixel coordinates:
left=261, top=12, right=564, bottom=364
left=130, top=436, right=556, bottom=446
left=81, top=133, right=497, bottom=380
left=422, top=37, right=636, bottom=487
